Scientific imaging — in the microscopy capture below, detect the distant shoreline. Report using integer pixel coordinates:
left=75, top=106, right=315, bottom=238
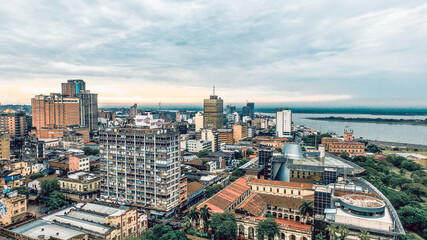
left=306, top=116, right=427, bottom=126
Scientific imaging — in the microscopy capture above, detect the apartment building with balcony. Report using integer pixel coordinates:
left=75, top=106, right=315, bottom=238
left=99, top=128, right=181, bottom=219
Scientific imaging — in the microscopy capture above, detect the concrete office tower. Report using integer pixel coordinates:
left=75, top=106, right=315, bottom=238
left=194, top=112, right=204, bottom=131
left=77, top=90, right=98, bottom=131
left=62, top=79, right=86, bottom=97
left=32, top=93, right=80, bottom=131
left=203, top=87, right=224, bottom=130
left=130, top=103, right=138, bottom=119
left=276, top=109, right=292, bottom=137
left=0, top=110, right=28, bottom=138
left=99, top=128, right=180, bottom=218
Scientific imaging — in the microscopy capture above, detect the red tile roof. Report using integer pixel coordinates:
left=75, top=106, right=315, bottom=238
left=236, top=214, right=312, bottom=231
left=238, top=193, right=266, bottom=216
left=248, top=178, right=313, bottom=189
left=198, top=177, right=250, bottom=213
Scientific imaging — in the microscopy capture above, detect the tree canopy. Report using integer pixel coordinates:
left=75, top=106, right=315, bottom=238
left=141, top=223, right=188, bottom=240
left=210, top=212, right=237, bottom=240
left=256, top=217, right=279, bottom=240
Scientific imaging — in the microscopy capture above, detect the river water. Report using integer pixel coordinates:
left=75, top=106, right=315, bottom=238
left=260, top=113, right=427, bottom=145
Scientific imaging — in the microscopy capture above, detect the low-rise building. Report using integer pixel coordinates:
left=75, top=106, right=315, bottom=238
left=0, top=191, right=28, bottom=228
left=58, top=172, right=100, bottom=202
left=197, top=177, right=313, bottom=240
left=12, top=202, right=148, bottom=240
left=328, top=142, right=365, bottom=157
left=187, top=182, right=205, bottom=208
left=69, top=154, right=90, bottom=172
left=186, top=139, right=212, bottom=153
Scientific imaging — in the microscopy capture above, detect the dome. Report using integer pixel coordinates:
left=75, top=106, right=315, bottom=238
left=282, top=143, right=305, bottom=160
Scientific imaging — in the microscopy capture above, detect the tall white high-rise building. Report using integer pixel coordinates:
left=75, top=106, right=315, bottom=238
left=276, top=109, right=292, bottom=137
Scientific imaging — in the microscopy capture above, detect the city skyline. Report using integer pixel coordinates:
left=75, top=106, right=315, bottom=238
left=1, top=1, right=427, bottom=107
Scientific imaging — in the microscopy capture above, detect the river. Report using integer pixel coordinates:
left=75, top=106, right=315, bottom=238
left=259, top=113, right=427, bottom=145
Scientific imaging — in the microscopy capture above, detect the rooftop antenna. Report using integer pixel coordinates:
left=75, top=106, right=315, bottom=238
left=159, top=102, right=161, bottom=111
left=213, top=84, right=215, bottom=96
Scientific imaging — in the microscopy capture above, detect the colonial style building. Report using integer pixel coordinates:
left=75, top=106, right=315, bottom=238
left=58, top=172, right=100, bottom=202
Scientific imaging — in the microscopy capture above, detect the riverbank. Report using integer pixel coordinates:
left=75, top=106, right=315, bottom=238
left=306, top=116, right=427, bottom=126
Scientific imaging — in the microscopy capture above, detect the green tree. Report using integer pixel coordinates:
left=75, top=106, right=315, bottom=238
left=340, top=152, right=350, bottom=160
left=358, top=230, right=370, bottom=240
left=11, top=186, right=29, bottom=198
left=397, top=206, right=427, bottom=234
left=47, top=191, right=67, bottom=211
left=141, top=223, right=188, bottom=240
left=183, top=217, right=191, bottom=231
left=299, top=200, right=313, bottom=224
left=29, top=173, right=44, bottom=179
left=205, top=184, right=224, bottom=198
left=39, top=179, right=60, bottom=198
left=366, top=144, right=381, bottom=153
left=337, top=225, right=349, bottom=240
left=256, top=217, right=280, bottom=240
left=229, top=169, right=245, bottom=182
left=275, top=148, right=282, bottom=153
left=200, top=204, right=212, bottom=233
left=188, top=207, right=200, bottom=228
left=198, top=149, right=210, bottom=157
left=82, top=147, right=100, bottom=156
left=210, top=211, right=236, bottom=239
left=315, top=233, right=326, bottom=240
left=326, top=224, right=338, bottom=240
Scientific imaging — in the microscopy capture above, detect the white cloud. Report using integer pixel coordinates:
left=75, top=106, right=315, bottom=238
left=0, top=0, right=426, bottom=106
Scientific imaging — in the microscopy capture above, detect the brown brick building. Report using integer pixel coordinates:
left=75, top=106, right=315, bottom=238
left=32, top=93, right=80, bottom=130
left=61, top=79, right=86, bottom=97
left=218, top=129, right=234, bottom=144
left=0, top=110, right=28, bottom=138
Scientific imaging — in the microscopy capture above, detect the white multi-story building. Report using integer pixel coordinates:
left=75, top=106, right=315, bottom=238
left=186, top=139, right=212, bottom=153
left=276, top=109, right=292, bottom=138
left=99, top=128, right=181, bottom=218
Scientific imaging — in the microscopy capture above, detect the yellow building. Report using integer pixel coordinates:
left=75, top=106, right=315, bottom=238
left=8, top=161, right=30, bottom=177
left=233, top=123, right=248, bottom=142
left=203, top=92, right=224, bottom=130
left=0, top=131, right=10, bottom=160
left=58, top=172, right=100, bottom=202
left=0, top=191, right=28, bottom=228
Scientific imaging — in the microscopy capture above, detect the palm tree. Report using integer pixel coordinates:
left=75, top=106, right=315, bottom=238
left=199, top=204, right=212, bottom=233
left=326, top=224, right=338, bottom=240
left=298, top=200, right=314, bottom=224
left=358, top=230, right=370, bottom=240
left=183, top=217, right=192, bottom=231
left=188, top=207, right=200, bottom=228
left=338, top=225, right=349, bottom=240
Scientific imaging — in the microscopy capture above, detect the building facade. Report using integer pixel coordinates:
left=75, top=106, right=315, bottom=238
left=77, top=90, right=98, bottom=131
left=276, top=109, right=292, bottom=138
left=203, top=93, right=224, bottom=130
left=32, top=93, right=80, bottom=133
left=99, top=128, right=181, bottom=218
left=0, top=110, right=29, bottom=138
left=61, top=79, right=86, bottom=97
left=0, top=191, right=28, bottom=228
left=69, top=154, right=90, bottom=172
left=0, top=131, right=10, bottom=159
left=58, top=172, right=100, bottom=202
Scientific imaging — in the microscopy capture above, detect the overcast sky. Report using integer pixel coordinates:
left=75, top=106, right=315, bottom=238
left=0, top=1, right=426, bottom=107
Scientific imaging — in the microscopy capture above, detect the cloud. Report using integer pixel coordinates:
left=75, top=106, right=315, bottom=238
left=0, top=0, right=426, bottom=106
